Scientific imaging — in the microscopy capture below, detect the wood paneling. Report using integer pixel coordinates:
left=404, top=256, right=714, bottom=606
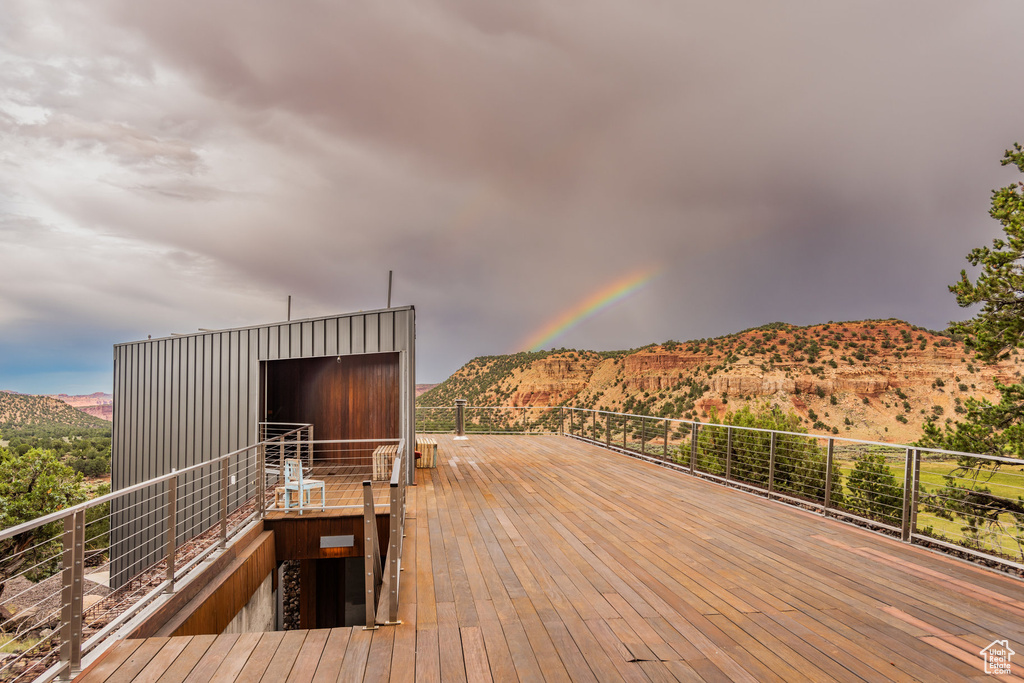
left=166, top=531, right=277, bottom=637
left=130, top=524, right=272, bottom=638
left=263, top=513, right=388, bottom=561
left=264, top=353, right=400, bottom=465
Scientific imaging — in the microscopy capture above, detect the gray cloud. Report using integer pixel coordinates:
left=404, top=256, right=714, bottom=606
left=1, top=0, right=1022, bottom=392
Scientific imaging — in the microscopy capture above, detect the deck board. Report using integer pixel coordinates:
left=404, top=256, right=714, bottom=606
left=79, top=435, right=1024, bottom=681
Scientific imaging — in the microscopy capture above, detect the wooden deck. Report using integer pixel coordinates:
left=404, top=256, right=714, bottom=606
left=80, top=435, right=1024, bottom=681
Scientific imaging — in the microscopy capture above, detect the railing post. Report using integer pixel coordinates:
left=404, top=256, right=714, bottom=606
left=768, top=432, right=777, bottom=493
left=363, top=480, right=380, bottom=629
left=166, top=474, right=177, bottom=593
left=257, top=443, right=266, bottom=518
left=689, top=423, right=697, bottom=473
left=59, top=510, right=84, bottom=679
left=910, top=449, right=921, bottom=535
left=823, top=439, right=834, bottom=514
left=623, top=416, right=627, bottom=450
left=593, top=411, right=597, bottom=440
left=606, top=413, right=611, bottom=447
left=901, top=448, right=914, bottom=542
left=559, top=406, right=564, bottom=436
left=663, top=419, right=669, bottom=460
left=641, top=417, right=646, bottom=456
left=308, top=424, right=314, bottom=469
left=387, top=478, right=401, bottom=624
left=220, top=458, right=229, bottom=549
left=455, top=399, right=467, bottom=438
left=726, top=427, right=733, bottom=480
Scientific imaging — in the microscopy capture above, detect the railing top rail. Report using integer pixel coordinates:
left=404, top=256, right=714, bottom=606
left=415, top=405, right=552, bottom=411
left=390, top=456, right=403, bottom=487
left=272, top=438, right=401, bottom=445
left=0, top=439, right=269, bottom=542
left=557, top=405, right=1023, bottom=465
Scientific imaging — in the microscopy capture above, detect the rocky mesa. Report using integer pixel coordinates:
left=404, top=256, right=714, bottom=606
left=419, top=319, right=1022, bottom=443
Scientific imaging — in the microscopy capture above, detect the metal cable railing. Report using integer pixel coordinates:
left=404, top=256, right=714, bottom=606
left=415, top=403, right=1024, bottom=574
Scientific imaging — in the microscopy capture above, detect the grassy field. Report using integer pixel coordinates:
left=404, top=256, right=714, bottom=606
left=834, top=457, right=1024, bottom=562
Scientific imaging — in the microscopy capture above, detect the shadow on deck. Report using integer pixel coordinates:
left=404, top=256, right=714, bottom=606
left=78, top=435, right=1024, bottom=681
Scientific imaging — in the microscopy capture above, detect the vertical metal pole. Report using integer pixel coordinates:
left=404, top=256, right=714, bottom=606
left=689, top=423, right=697, bottom=473
left=593, top=411, right=597, bottom=440
left=726, top=427, right=733, bottom=480
left=823, top=439, right=834, bottom=514
left=910, top=449, right=921, bottom=536
left=768, top=432, right=777, bottom=493
left=901, top=448, right=914, bottom=542
left=560, top=406, right=564, bottom=436
left=363, top=481, right=379, bottom=629
left=623, top=416, right=627, bottom=450
left=308, top=424, right=314, bottom=470
left=287, top=294, right=291, bottom=321
left=387, top=270, right=393, bottom=309
left=641, top=418, right=646, bottom=456
left=606, top=413, right=611, bottom=447
left=59, top=510, right=84, bottom=676
left=220, top=458, right=229, bottom=548
left=388, top=479, right=401, bottom=624
left=663, top=420, right=669, bottom=460
left=59, top=514, right=73, bottom=680
left=455, top=399, right=467, bottom=437
left=257, top=443, right=266, bottom=518
left=166, top=475, right=177, bottom=592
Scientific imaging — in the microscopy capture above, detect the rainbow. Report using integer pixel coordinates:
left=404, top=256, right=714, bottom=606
left=521, top=267, right=661, bottom=352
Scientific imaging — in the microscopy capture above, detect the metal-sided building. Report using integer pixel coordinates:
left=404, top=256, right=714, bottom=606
left=110, top=306, right=415, bottom=587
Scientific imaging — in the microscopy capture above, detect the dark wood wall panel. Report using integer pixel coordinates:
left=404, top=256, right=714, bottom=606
left=263, top=514, right=388, bottom=561
left=265, top=353, right=400, bottom=463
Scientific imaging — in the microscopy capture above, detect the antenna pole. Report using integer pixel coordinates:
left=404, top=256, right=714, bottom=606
left=287, top=295, right=291, bottom=321
left=387, top=271, right=393, bottom=309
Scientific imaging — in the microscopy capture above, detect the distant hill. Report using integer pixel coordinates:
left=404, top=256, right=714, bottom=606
left=50, top=392, right=113, bottom=421
left=415, top=384, right=439, bottom=397
left=418, top=319, right=1023, bottom=443
left=0, top=391, right=110, bottom=435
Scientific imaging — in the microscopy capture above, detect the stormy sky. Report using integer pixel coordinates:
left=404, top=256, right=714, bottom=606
left=2, top=1, right=1022, bottom=393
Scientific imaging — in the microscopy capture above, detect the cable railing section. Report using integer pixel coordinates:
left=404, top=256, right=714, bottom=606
left=416, top=405, right=562, bottom=434
left=560, top=405, right=1024, bottom=573
left=0, top=422, right=314, bottom=683
left=414, top=403, right=1024, bottom=575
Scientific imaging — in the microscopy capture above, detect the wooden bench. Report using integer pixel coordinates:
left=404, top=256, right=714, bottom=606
left=373, top=444, right=399, bottom=480
left=416, top=436, right=438, bottom=469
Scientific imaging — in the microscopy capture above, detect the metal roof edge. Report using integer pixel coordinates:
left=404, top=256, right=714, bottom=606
left=115, top=305, right=415, bottom=347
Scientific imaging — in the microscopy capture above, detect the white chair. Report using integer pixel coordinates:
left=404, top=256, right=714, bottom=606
left=282, top=458, right=325, bottom=513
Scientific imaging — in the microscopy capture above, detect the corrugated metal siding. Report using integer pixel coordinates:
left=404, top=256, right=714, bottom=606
left=110, top=307, right=415, bottom=588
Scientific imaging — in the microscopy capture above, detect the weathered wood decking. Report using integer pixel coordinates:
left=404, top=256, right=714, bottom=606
left=80, top=435, right=1024, bottom=681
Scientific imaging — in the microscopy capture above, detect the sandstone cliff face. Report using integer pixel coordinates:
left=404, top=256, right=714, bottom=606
left=51, top=393, right=114, bottom=422
left=511, top=357, right=604, bottom=406
left=422, top=320, right=1022, bottom=443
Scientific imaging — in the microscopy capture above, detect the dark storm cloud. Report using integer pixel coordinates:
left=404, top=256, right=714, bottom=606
left=1, top=0, right=1022, bottom=391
